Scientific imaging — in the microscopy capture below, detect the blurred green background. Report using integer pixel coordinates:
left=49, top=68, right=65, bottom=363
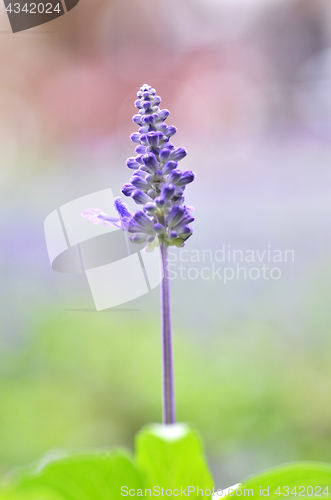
left=1, top=0, right=331, bottom=490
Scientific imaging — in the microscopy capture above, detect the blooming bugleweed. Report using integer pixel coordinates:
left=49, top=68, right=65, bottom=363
left=82, top=84, right=195, bottom=249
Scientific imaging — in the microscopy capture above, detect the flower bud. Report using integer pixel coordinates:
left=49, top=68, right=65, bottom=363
left=130, top=233, right=148, bottom=244
left=142, top=101, right=152, bottom=112
left=166, top=126, right=177, bottom=137
left=167, top=206, right=185, bottom=227
left=176, top=170, right=195, bottom=187
left=126, top=157, right=140, bottom=169
left=143, top=115, right=156, bottom=126
left=132, top=169, right=147, bottom=178
left=131, top=176, right=150, bottom=190
left=132, top=190, right=152, bottom=204
left=146, top=132, right=159, bottom=147
left=161, top=184, right=176, bottom=201
left=167, top=169, right=182, bottom=184
left=132, top=114, right=142, bottom=125
left=177, top=225, right=193, bottom=237
left=135, top=145, right=146, bottom=154
left=142, top=152, right=158, bottom=172
left=122, top=184, right=135, bottom=197
left=162, top=161, right=178, bottom=175
left=170, top=147, right=187, bottom=161
left=160, top=149, right=171, bottom=162
left=159, top=109, right=170, bottom=121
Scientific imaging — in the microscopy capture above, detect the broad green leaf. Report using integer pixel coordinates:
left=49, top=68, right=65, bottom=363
left=6, top=449, right=143, bottom=500
left=220, top=462, right=331, bottom=500
left=136, top=423, right=214, bottom=499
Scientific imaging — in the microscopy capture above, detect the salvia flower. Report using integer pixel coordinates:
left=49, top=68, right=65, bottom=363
left=81, top=198, right=132, bottom=230
left=81, top=84, right=195, bottom=249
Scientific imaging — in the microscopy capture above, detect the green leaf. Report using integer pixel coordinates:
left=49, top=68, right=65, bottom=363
left=224, top=462, right=331, bottom=499
left=6, top=449, right=143, bottom=500
left=135, top=423, right=214, bottom=498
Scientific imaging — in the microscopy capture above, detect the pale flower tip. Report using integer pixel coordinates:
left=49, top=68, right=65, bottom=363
left=81, top=208, right=102, bottom=218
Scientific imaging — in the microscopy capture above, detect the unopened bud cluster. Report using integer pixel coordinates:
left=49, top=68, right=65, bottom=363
left=122, top=84, right=195, bottom=247
left=81, top=84, right=195, bottom=249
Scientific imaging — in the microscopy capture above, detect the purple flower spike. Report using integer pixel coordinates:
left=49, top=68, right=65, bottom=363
left=106, top=85, right=196, bottom=429
left=82, top=83, right=195, bottom=249
left=123, top=83, right=193, bottom=247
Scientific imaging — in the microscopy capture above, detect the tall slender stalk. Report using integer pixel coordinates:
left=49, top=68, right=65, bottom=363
left=160, top=241, right=176, bottom=425
left=82, top=84, right=195, bottom=424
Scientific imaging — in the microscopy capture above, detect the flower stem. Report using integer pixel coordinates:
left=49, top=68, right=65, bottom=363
left=160, top=241, right=176, bottom=425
